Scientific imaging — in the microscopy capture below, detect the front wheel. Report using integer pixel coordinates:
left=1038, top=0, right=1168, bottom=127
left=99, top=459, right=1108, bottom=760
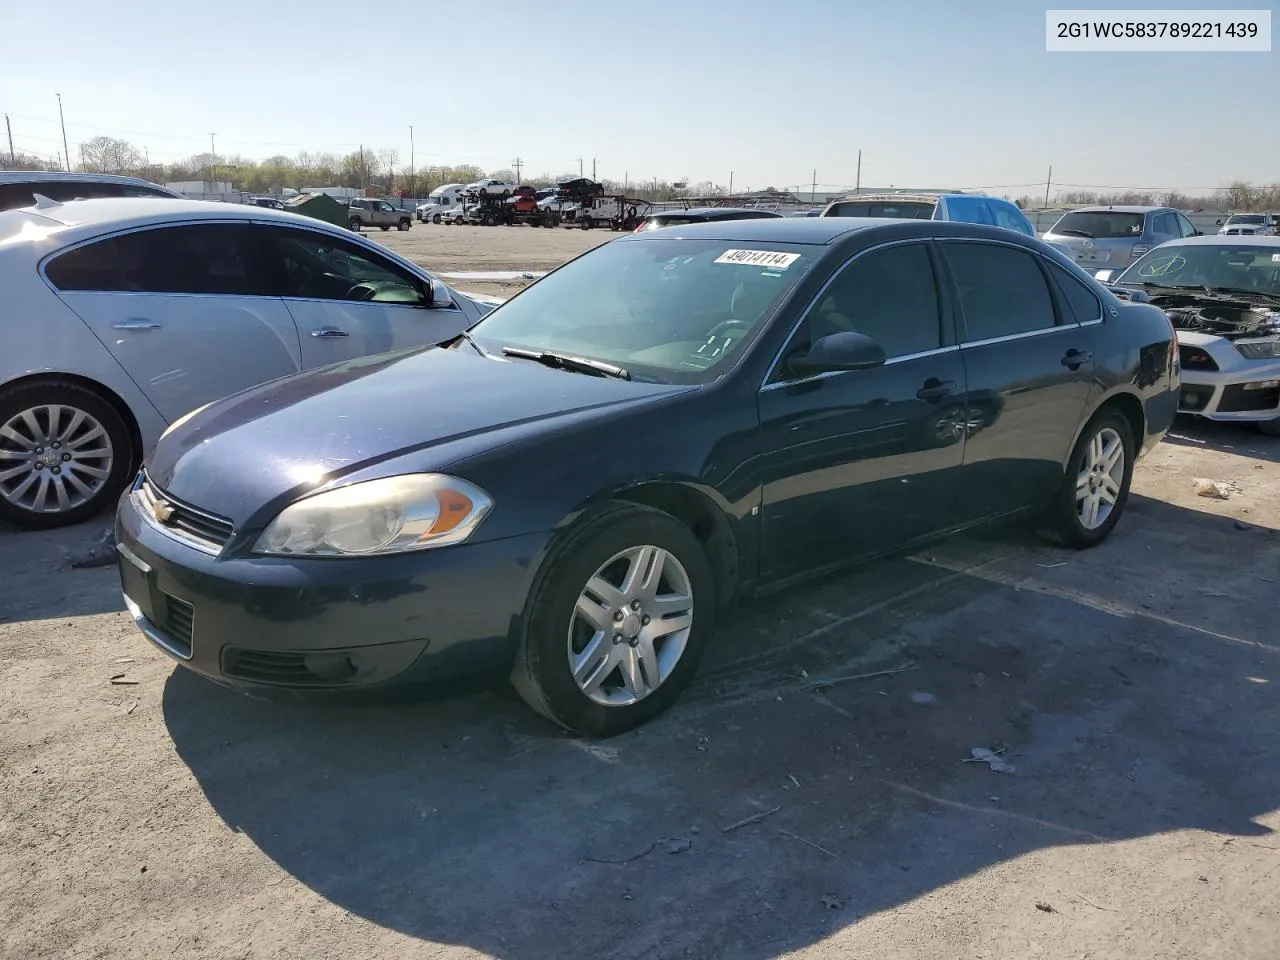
left=397, top=218, right=411, bottom=231
left=510, top=503, right=715, bottom=738
left=1038, top=410, right=1135, bottom=548
left=0, top=381, right=134, bottom=529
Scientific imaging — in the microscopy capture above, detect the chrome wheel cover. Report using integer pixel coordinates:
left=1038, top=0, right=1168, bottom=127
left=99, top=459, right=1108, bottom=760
left=1076, top=426, right=1124, bottom=530
left=0, top=404, right=114, bottom=514
left=568, top=544, right=695, bottom=707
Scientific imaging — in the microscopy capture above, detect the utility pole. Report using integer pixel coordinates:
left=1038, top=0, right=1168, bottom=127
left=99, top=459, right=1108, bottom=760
left=811, top=168, right=817, bottom=203
left=512, top=156, right=523, bottom=184
left=577, top=157, right=583, bottom=177
left=729, top=171, right=734, bottom=196
left=359, top=144, right=365, bottom=191
left=592, top=157, right=597, bottom=180
left=855, top=150, right=862, bottom=194
left=1044, top=164, right=1053, bottom=208
left=208, top=132, right=216, bottom=183
left=409, top=125, right=415, bottom=197
left=56, top=93, right=71, bottom=171
left=5, top=114, right=14, bottom=166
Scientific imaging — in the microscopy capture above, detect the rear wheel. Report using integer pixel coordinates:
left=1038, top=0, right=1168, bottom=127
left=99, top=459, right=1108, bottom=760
left=510, top=503, right=715, bottom=737
left=0, top=381, right=134, bottom=530
left=1037, top=410, right=1134, bottom=548
left=397, top=218, right=411, bottom=231
left=432, top=213, right=441, bottom=224
left=349, top=217, right=362, bottom=231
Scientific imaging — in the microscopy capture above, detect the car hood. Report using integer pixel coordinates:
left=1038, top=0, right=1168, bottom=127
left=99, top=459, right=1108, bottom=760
left=148, top=346, right=687, bottom=525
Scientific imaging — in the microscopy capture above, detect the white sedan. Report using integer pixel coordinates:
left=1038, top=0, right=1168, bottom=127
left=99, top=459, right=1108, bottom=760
left=0, top=197, right=492, bottom=529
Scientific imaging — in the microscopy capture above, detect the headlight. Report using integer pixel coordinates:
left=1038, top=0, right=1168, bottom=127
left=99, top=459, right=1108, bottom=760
left=1235, top=338, right=1280, bottom=360
left=253, top=474, right=493, bottom=557
left=159, top=401, right=213, bottom=440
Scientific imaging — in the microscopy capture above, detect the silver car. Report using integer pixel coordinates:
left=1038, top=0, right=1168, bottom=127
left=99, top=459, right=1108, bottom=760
left=1042, top=205, right=1201, bottom=273
left=1217, top=213, right=1277, bottom=237
left=0, top=197, right=491, bottom=529
left=1096, top=235, right=1280, bottom=434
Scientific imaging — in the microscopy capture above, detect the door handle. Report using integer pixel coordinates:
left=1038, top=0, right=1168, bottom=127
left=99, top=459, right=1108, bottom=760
left=1061, top=349, right=1093, bottom=369
left=311, top=327, right=350, bottom=338
left=916, top=378, right=957, bottom=403
left=112, top=318, right=162, bottom=330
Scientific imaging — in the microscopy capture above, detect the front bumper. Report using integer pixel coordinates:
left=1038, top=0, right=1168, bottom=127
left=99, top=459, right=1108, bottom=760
left=1178, top=363, right=1280, bottom=422
left=114, top=486, right=549, bottom=694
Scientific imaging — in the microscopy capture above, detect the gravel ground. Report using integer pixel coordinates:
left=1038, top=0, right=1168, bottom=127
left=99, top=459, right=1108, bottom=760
left=373, top=222, right=614, bottom=301
left=2, top=377, right=1278, bottom=953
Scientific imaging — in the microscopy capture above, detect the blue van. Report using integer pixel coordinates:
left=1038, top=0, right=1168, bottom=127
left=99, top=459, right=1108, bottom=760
left=820, top=192, right=1037, bottom=237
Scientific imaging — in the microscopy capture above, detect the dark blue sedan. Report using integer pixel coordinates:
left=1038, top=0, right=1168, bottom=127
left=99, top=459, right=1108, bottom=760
left=115, top=217, right=1179, bottom=737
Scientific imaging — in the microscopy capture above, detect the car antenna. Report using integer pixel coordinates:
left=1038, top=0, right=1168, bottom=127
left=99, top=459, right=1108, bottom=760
left=31, top=193, right=61, bottom=210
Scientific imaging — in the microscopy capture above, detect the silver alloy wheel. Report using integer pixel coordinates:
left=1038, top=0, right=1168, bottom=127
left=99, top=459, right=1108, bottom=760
left=568, top=544, right=695, bottom=707
left=1076, top=426, right=1124, bottom=530
left=0, top=404, right=114, bottom=514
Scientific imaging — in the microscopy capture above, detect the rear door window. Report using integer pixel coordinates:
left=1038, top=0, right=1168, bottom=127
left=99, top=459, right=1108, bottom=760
left=1047, top=261, right=1102, bottom=323
left=45, top=224, right=272, bottom=296
left=1151, top=213, right=1178, bottom=238
left=942, top=242, right=1058, bottom=341
left=991, top=200, right=1035, bottom=236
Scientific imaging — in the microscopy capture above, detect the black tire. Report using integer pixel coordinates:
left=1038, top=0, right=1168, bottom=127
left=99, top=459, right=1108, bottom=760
left=581, top=218, right=593, bottom=230
left=432, top=213, right=441, bottom=224
left=397, top=218, right=411, bottom=231
left=1037, top=409, right=1135, bottom=548
left=349, top=217, right=362, bottom=231
left=1257, top=418, right=1280, bottom=437
left=0, top=380, right=134, bottom=530
left=379, top=224, right=390, bottom=231
left=501, top=189, right=511, bottom=198
left=510, top=502, right=716, bottom=737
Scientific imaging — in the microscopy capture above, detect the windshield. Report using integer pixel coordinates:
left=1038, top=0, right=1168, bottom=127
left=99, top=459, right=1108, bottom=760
left=1051, top=211, right=1144, bottom=239
left=1115, top=244, right=1280, bottom=297
left=1226, top=215, right=1265, bottom=225
left=825, top=201, right=934, bottom=219
left=468, top=238, right=815, bottom=383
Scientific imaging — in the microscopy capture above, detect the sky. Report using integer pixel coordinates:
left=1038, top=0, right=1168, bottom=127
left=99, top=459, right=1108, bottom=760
left=2, top=0, right=1277, bottom=196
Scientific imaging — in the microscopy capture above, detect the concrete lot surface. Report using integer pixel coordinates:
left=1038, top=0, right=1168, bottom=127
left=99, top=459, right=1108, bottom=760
left=1, top=415, right=1277, bottom=959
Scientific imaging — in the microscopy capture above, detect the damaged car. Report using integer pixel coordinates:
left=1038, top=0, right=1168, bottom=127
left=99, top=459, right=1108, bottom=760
left=1097, top=236, right=1280, bottom=434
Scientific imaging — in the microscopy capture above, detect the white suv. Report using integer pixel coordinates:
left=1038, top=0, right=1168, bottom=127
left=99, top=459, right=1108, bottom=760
left=466, top=179, right=514, bottom=197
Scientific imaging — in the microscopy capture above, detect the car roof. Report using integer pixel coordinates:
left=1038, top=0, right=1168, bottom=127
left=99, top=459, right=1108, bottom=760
left=828, top=193, right=941, bottom=204
left=0, top=170, right=173, bottom=188
left=617, top=215, right=1033, bottom=246
left=0, top=196, right=349, bottom=246
left=1068, top=205, right=1170, bottom=214
left=650, top=207, right=782, bottom=219
left=1150, top=234, right=1280, bottom=248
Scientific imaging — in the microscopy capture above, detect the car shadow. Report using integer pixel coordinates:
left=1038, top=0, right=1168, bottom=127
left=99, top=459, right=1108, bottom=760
left=0, top=517, right=122, bottom=622
left=1163, top=414, right=1280, bottom=464
left=161, top=492, right=1280, bottom=958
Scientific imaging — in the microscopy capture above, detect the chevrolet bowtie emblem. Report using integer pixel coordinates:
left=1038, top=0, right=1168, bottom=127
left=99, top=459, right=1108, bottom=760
left=152, top=499, right=175, bottom=524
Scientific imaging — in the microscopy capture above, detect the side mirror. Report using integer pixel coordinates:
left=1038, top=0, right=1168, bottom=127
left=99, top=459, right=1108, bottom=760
left=421, top=278, right=450, bottom=308
left=1193, top=230, right=1203, bottom=236
left=788, top=331, right=886, bottom=375
left=1093, top=269, right=1119, bottom=283
left=1216, top=219, right=1223, bottom=225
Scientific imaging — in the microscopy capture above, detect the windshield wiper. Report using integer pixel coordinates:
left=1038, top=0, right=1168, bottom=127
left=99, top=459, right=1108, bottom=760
left=1055, top=228, right=1096, bottom=238
left=502, top=346, right=631, bottom=380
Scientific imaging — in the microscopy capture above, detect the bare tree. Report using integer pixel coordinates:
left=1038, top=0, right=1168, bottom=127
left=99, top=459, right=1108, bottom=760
left=79, top=136, right=144, bottom=174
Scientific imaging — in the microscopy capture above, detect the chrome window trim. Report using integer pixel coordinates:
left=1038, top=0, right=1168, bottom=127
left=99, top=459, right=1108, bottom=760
left=760, top=344, right=960, bottom=393
left=760, top=238, right=947, bottom=388
left=1043, top=258, right=1104, bottom=324
left=960, top=325, right=1079, bottom=349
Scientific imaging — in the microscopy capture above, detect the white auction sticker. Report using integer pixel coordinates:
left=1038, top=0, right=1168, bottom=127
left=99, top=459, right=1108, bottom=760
left=1046, top=9, right=1271, bottom=52
left=1273, top=254, right=1280, bottom=262
left=714, top=249, right=801, bottom=269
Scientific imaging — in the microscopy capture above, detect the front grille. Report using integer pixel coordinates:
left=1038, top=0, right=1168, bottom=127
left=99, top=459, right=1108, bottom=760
left=1178, top=345, right=1219, bottom=371
left=137, top=474, right=234, bottom=551
left=158, top=595, right=195, bottom=657
left=1218, top=383, right=1280, bottom=413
